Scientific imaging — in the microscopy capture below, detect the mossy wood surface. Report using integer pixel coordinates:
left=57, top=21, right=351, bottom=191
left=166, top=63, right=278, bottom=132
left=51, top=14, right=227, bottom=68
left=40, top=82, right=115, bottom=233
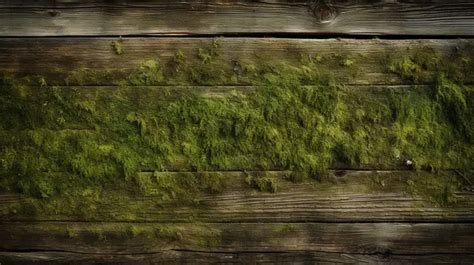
left=1, top=38, right=473, bottom=85
left=1, top=171, right=473, bottom=223
left=0, top=37, right=473, bottom=264
left=0, top=0, right=473, bottom=36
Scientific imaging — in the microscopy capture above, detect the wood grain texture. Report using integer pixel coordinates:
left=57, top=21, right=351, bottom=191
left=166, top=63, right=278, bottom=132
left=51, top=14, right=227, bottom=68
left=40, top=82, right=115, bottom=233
left=2, top=251, right=474, bottom=265
left=1, top=222, right=473, bottom=254
left=0, top=1, right=473, bottom=36
left=0, top=2, right=472, bottom=264
left=0, top=38, right=472, bottom=85
left=2, top=171, right=473, bottom=222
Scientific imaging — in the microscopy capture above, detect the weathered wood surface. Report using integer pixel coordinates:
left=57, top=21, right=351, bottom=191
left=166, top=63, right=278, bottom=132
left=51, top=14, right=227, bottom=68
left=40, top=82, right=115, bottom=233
left=1, top=222, right=473, bottom=254
left=1, top=3, right=473, bottom=263
left=0, top=0, right=473, bottom=36
left=1, top=221, right=474, bottom=264
left=2, top=171, right=473, bottom=222
left=0, top=38, right=472, bottom=85
left=0, top=84, right=438, bottom=97
left=2, top=252, right=474, bottom=265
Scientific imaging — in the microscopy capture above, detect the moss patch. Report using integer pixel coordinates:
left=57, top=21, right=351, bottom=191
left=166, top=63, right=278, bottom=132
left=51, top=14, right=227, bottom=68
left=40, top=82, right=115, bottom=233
left=111, top=39, right=124, bottom=55
left=0, top=41, right=472, bottom=219
left=276, top=224, right=297, bottom=233
left=245, top=172, right=279, bottom=193
left=407, top=172, right=462, bottom=207
left=52, top=223, right=222, bottom=248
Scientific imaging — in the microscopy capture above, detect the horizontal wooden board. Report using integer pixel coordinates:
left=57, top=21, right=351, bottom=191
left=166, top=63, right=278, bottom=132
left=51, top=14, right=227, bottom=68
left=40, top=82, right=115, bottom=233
left=0, top=38, right=472, bottom=86
left=1, top=222, right=473, bottom=255
left=2, top=170, right=473, bottom=222
left=2, top=251, right=474, bottom=265
left=0, top=1, right=473, bottom=36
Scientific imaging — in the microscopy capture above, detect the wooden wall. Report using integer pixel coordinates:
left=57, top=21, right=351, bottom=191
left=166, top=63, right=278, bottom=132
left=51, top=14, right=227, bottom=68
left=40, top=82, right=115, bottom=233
left=0, top=0, right=473, bottom=264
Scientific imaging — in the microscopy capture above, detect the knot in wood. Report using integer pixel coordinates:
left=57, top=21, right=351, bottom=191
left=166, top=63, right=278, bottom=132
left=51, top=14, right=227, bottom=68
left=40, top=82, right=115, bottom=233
left=308, top=0, right=337, bottom=24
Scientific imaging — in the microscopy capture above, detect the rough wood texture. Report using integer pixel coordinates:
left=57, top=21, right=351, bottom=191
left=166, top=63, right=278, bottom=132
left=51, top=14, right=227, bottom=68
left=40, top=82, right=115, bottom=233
left=1, top=221, right=474, bottom=264
left=0, top=38, right=472, bottom=85
left=1, top=3, right=473, bottom=263
left=2, top=171, right=473, bottom=222
left=1, top=222, right=473, bottom=254
left=2, top=252, right=474, bottom=265
left=0, top=1, right=473, bottom=36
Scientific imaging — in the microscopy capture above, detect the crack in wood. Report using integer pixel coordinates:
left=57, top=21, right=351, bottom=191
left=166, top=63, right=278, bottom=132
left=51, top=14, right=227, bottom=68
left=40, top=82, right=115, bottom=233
left=0, top=248, right=472, bottom=257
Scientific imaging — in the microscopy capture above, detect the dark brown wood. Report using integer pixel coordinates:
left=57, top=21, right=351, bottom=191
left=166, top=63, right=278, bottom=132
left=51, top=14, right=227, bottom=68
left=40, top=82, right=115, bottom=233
left=2, top=171, right=473, bottom=222
left=0, top=3, right=472, bottom=264
left=2, top=251, right=473, bottom=265
left=1, top=222, right=473, bottom=254
left=0, top=1, right=473, bottom=36
left=0, top=38, right=472, bottom=85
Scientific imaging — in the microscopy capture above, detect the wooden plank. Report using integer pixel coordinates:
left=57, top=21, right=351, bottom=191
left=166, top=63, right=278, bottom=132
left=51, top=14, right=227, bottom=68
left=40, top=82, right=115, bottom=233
left=2, top=251, right=474, bottom=265
left=2, top=171, right=473, bottom=222
left=1, top=222, right=473, bottom=255
left=0, top=1, right=473, bottom=36
left=0, top=38, right=472, bottom=86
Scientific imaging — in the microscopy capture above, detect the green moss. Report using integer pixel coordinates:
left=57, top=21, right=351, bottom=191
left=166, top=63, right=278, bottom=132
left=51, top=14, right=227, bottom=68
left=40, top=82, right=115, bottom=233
left=388, top=47, right=441, bottom=83
left=245, top=172, right=279, bottom=193
left=126, top=224, right=142, bottom=238
left=128, top=60, right=164, bottom=85
left=197, top=37, right=223, bottom=64
left=407, top=172, right=461, bottom=207
left=434, top=74, right=471, bottom=138
left=199, top=172, right=227, bottom=193
left=276, top=224, right=297, bottom=233
left=131, top=171, right=227, bottom=206
left=284, top=171, right=309, bottom=183
left=65, top=68, right=114, bottom=86
left=170, top=49, right=186, bottom=74
left=341, top=58, right=354, bottom=67
left=186, top=223, right=222, bottom=248
left=0, top=42, right=472, bottom=219
left=91, top=227, right=107, bottom=241
left=153, top=225, right=184, bottom=241
left=388, top=78, right=471, bottom=170
left=66, top=226, right=78, bottom=238
left=365, top=171, right=411, bottom=193
left=388, top=45, right=474, bottom=84
left=187, top=38, right=230, bottom=85
left=111, top=39, right=124, bottom=55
